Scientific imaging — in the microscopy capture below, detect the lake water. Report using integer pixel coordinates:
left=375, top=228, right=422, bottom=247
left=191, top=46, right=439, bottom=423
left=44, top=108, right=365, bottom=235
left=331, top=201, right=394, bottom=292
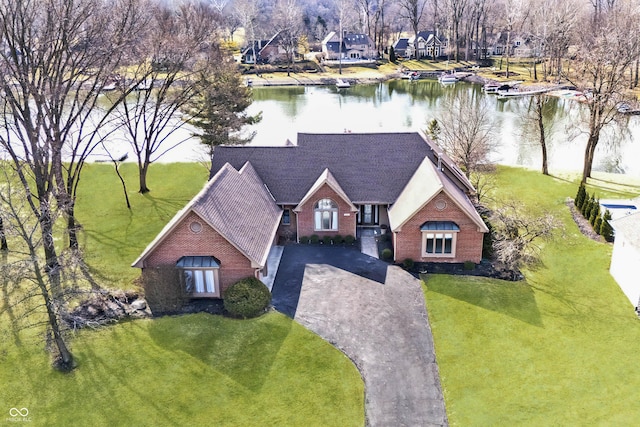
left=101, top=79, right=640, bottom=178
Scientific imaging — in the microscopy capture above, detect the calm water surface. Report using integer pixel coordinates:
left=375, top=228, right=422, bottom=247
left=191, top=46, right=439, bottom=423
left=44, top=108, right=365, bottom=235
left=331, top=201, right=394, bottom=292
left=243, top=80, right=640, bottom=178
left=100, top=79, right=639, bottom=177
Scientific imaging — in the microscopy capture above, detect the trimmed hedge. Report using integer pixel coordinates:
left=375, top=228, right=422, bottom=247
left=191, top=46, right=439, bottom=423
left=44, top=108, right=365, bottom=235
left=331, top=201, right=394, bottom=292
left=223, top=277, right=271, bottom=319
left=381, top=248, right=393, bottom=260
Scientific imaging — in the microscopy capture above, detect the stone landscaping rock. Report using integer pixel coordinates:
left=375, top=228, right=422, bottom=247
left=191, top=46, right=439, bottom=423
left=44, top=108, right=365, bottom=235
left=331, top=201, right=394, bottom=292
left=63, top=290, right=151, bottom=329
left=131, top=299, right=147, bottom=310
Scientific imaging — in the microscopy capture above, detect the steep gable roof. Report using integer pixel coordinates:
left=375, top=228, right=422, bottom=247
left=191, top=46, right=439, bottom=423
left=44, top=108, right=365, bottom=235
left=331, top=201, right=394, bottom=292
left=388, top=157, right=488, bottom=232
left=133, top=162, right=281, bottom=268
left=210, top=132, right=470, bottom=205
left=294, top=168, right=358, bottom=212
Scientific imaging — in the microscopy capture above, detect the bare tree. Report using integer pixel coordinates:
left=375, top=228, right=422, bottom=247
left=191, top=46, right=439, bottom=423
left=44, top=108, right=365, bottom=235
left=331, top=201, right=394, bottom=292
left=565, top=6, right=640, bottom=183
left=428, top=91, right=496, bottom=177
left=0, top=0, right=142, bottom=369
left=499, top=0, right=529, bottom=78
left=531, top=0, right=578, bottom=80
left=0, top=0, right=143, bottom=252
left=490, top=201, right=558, bottom=276
left=273, top=0, right=304, bottom=76
left=107, top=1, right=221, bottom=194
left=521, top=94, right=556, bottom=175
left=0, top=165, right=74, bottom=369
left=234, top=0, right=262, bottom=65
left=397, top=0, right=428, bottom=59
left=444, top=0, right=468, bottom=61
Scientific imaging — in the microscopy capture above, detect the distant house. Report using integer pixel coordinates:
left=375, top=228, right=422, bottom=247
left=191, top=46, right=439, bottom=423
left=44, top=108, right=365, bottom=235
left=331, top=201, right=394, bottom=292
left=241, top=31, right=296, bottom=64
left=609, top=212, right=640, bottom=309
left=397, top=31, right=445, bottom=59
left=484, top=32, right=538, bottom=58
left=322, top=31, right=376, bottom=60
left=392, top=38, right=410, bottom=58
left=133, top=132, right=488, bottom=299
left=407, top=31, right=446, bottom=59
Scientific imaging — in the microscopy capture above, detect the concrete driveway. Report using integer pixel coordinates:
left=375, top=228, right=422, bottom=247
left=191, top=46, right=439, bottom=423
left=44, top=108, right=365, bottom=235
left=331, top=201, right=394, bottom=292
left=271, top=245, right=448, bottom=427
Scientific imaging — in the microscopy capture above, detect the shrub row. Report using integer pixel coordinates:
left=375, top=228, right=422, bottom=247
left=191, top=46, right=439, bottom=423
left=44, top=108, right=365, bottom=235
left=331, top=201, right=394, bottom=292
left=575, top=183, right=614, bottom=241
left=299, top=234, right=356, bottom=245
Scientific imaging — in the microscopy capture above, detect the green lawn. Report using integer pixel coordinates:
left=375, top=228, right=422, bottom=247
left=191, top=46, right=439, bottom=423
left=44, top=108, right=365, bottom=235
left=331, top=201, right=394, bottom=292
left=1, top=163, right=364, bottom=426
left=423, top=167, right=640, bottom=425
left=76, top=162, right=209, bottom=288
left=2, top=313, right=363, bottom=426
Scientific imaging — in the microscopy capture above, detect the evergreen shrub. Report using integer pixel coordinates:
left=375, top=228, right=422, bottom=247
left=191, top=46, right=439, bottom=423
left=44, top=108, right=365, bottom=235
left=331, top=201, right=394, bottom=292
left=223, top=277, right=271, bottom=319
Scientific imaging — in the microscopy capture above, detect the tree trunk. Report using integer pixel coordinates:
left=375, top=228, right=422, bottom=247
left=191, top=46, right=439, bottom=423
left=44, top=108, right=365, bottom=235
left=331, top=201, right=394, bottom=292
left=114, top=161, right=131, bottom=209
left=36, top=263, right=73, bottom=370
left=138, top=162, right=150, bottom=194
left=581, top=133, right=599, bottom=183
left=536, top=97, right=548, bottom=175
left=40, top=206, right=61, bottom=293
left=67, top=203, right=79, bottom=250
left=0, top=216, right=7, bottom=251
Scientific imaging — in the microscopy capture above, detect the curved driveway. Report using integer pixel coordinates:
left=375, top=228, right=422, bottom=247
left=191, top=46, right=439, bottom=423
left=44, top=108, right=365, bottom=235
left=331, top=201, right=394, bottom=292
left=271, top=245, right=448, bottom=427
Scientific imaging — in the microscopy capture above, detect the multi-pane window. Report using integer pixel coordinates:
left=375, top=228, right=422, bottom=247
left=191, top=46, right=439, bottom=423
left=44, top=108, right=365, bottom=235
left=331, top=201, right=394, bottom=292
left=424, top=233, right=454, bottom=255
left=421, top=221, right=459, bottom=258
left=177, top=256, right=219, bottom=297
left=314, top=198, right=338, bottom=231
left=282, top=209, right=291, bottom=225
left=183, top=269, right=216, bottom=294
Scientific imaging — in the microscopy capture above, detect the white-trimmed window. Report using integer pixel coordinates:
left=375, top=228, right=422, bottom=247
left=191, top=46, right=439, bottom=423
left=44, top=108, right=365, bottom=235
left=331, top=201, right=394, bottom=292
left=314, top=198, right=338, bottom=231
left=177, top=256, right=220, bottom=297
left=421, top=221, right=460, bottom=258
left=282, top=208, right=291, bottom=225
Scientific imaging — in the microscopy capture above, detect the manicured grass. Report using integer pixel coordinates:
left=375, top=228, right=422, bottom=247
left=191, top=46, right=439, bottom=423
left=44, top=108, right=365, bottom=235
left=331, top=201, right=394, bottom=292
left=76, top=162, right=209, bottom=288
left=423, top=166, right=640, bottom=425
left=2, top=312, right=364, bottom=426
left=1, top=163, right=364, bottom=426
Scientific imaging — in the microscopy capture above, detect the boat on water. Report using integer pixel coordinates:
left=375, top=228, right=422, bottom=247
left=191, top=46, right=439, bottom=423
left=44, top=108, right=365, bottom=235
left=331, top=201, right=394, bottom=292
left=483, top=83, right=501, bottom=93
left=402, top=71, right=420, bottom=80
left=336, top=79, right=351, bottom=88
left=438, top=73, right=458, bottom=84
left=496, top=87, right=551, bottom=99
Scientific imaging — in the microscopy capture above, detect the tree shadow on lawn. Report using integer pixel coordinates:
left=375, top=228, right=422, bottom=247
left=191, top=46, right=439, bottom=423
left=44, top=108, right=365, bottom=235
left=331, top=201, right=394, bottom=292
left=141, top=193, right=191, bottom=220
left=424, top=275, right=544, bottom=327
left=69, top=322, right=185, bottom=426
left=148, top=313, right=293, bottom=393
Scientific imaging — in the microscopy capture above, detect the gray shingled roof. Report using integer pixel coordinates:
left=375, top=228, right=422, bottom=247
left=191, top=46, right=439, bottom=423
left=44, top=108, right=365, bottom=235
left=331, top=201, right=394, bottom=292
left=210, top=132, right=470, bottom=205
left=133, top=162, right=281, bottom=268
left=193, top=162, right=282, bottom=265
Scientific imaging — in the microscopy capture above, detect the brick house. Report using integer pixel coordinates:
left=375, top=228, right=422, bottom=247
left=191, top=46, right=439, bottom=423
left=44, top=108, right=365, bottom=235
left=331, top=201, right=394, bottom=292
left=132, top=162, right=281, bottom=298
left=133, top=132, right=488, bottom=299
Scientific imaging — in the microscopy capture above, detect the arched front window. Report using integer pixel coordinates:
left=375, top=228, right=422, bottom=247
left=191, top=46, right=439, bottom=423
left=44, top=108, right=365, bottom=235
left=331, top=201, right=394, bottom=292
left=314, top=198, right=338, bottom=231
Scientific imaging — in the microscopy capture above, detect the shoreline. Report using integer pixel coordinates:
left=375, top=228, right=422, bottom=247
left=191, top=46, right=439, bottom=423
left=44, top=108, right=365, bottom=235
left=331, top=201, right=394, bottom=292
left=243, top=66, right=568, bottom=94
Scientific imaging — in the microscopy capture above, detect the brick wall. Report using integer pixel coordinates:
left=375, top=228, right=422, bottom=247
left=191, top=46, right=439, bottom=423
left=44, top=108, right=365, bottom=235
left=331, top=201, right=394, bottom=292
left=296, top=184, right=357, bottom=238
left=394, top=192, right=485, bottom=263
left=277, top=205, right=297, bottom=242
left=142, top=211, right=255, bottom=295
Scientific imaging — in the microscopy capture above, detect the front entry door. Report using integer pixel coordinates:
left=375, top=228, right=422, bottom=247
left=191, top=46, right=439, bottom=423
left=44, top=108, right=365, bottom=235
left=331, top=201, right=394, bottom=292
left=359, top=204, right=378, bottom=225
